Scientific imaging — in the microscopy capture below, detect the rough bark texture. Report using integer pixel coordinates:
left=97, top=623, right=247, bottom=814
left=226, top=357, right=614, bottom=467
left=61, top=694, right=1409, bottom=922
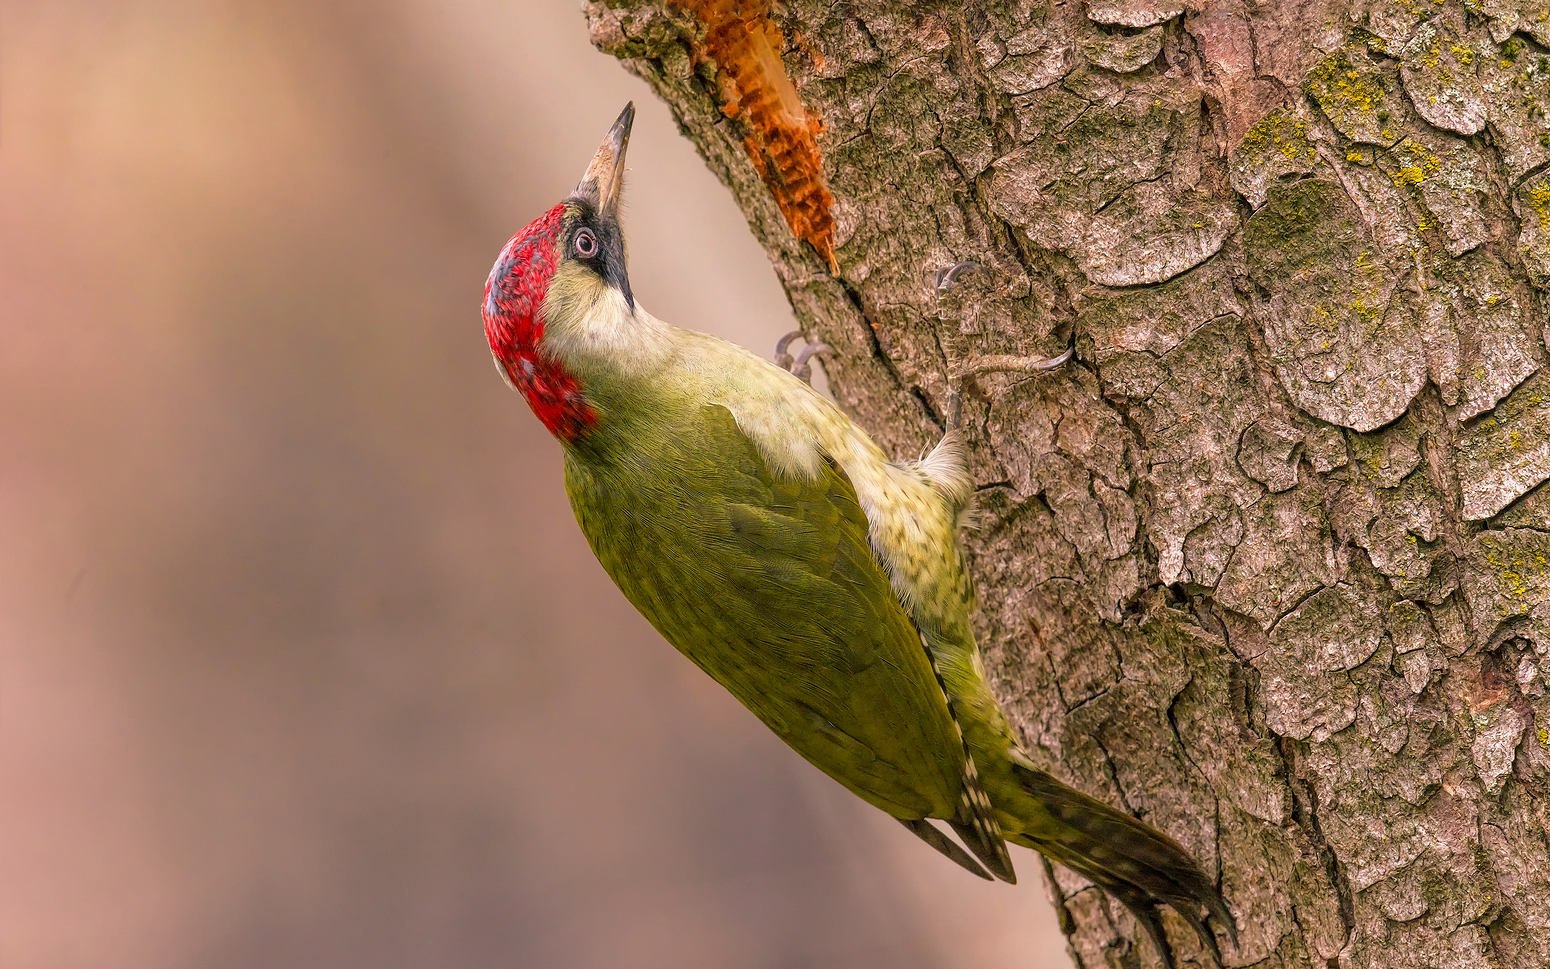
left=583, top=2, right=1550, bottom=966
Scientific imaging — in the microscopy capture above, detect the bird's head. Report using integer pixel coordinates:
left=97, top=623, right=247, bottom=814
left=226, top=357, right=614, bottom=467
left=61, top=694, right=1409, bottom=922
left=482, top=102, right=641, bottom=441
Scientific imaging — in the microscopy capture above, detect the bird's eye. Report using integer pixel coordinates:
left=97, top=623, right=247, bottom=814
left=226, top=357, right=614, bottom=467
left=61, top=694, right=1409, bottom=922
left=573, top=228, right=598, bottom=258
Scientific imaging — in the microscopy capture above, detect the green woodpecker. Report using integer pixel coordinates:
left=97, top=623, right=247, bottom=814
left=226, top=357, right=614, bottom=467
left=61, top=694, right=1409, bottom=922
left=483, top=104, right=1235, bottom=964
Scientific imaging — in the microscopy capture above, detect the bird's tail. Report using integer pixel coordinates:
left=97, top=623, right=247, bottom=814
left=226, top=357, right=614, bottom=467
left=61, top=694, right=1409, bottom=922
left=1001, top=754, right=1236, bottom=965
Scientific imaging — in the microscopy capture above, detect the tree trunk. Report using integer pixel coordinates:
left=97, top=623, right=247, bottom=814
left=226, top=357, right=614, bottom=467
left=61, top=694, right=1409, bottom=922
left=584, top=2, right=1550, bottom=965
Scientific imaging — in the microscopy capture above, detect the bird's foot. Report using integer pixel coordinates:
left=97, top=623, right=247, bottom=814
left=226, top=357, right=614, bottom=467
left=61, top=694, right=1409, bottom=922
left=950, top=345, right=1074, bottom=381
left=933, top=257, right=1072, bottom=428
left=934, top=260, right=981, bottom=293
left=943, top=342, right=1075, bottom=432
left=774, top=330, right=830, bottom=384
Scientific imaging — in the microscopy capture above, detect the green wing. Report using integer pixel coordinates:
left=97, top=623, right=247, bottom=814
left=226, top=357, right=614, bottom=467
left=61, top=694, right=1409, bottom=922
left=564, top=403, right=968, bottom=821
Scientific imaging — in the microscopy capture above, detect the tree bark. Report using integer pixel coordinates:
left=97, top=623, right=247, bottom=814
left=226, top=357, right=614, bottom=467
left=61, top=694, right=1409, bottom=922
left=584, top=2, right=1550, bottom=966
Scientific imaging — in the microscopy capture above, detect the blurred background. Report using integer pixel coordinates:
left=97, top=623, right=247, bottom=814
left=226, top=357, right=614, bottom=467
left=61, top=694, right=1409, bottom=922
left=1, top=2, right=1066, bottom=966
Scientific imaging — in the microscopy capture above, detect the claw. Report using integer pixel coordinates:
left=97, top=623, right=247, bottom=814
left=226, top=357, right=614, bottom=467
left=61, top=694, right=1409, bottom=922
left=791, top=341, right=830, bottom=384
left=934, top=260, right=981, bottom=293
left=774, top=331, right=828, bottom=384
left=774, top=329, right=805, bottom=371
left=944, top=384, right=965, bottom=433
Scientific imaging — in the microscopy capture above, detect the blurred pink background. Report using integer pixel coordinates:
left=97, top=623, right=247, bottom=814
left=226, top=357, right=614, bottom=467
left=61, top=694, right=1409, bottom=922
left=1, top=3, right=1066, bottom=967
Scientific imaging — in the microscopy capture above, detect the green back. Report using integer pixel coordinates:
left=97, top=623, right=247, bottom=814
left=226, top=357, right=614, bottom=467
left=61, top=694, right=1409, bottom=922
left=564, top=402, right=965, bottom=819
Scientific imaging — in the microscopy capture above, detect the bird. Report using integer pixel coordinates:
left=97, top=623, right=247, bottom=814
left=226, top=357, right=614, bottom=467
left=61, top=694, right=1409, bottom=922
left=480, top=102, right=1236, bottom=966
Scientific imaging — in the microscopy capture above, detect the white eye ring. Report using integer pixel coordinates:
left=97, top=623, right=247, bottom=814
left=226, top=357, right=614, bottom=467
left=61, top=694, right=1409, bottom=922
left=573, top=228, right=598, bottom=258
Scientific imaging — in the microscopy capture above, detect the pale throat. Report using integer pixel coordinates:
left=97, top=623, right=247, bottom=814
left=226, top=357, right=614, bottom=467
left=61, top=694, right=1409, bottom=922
left=540, top=268, right=676, bottom=383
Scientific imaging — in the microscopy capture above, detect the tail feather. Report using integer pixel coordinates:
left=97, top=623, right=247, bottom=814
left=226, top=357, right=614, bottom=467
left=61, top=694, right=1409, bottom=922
left=915, top=629, right=1017, bottom=884
left=1005, top=759, right=1236, bottom=966
left=949, top=752, right=1017, bottom=884
left=897, top=817, right=992, bottom=880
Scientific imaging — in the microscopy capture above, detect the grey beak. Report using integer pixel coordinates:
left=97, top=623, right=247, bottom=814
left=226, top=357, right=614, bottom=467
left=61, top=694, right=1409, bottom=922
left=573, top=102, right=634, bottom=218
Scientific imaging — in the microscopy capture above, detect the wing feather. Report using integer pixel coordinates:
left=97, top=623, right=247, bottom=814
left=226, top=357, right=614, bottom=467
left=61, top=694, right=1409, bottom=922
left=566, top=404, right=969, bottom=822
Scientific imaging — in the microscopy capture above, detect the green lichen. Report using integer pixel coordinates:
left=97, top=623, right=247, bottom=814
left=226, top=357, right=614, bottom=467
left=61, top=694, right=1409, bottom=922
left=1527, top=182, right=1550, bottom=229
left=1351, top=432, right=1388, bottom=480
left=1414, top=40, right=1452, bottom=83
left=1389, top=138, right=1443, bottom=190
left=1308, top=53, right=1386, bottom=112
left=1349, top=295, right=1383, bottom=326
left=1236, top=110, right=1316, bottom=162
left=1306, top=48, right=1396, bottom=142
left=1410, top=29, right=1478, bottom=85
left=1477, top=532, right=1550, bottom=606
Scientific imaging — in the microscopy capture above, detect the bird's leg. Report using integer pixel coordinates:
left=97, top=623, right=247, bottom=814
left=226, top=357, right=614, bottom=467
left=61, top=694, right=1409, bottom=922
left=943, top=343, right=1074, bottom=432
left=933, top=258, right=1074, bottom=427
left=954, top=345, right=1075, bottom=380
left=773, top=330, right=830, bottom=385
